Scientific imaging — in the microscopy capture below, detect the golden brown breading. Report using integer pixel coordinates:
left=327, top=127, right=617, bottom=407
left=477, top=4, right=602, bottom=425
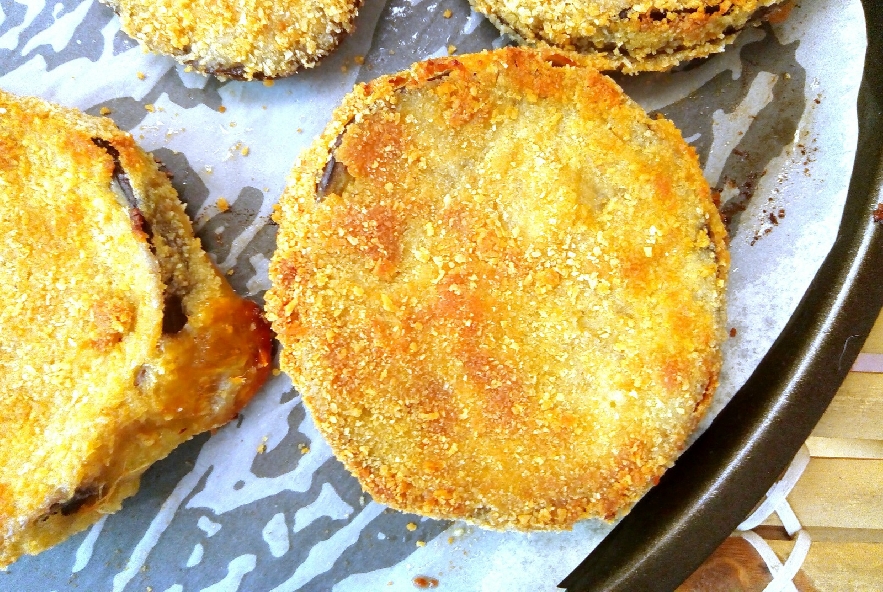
left=266, top=47, right=729, bottom=530
left=469, top=0, right=794, bottom=72
left=102, top=0, right=361, bottom=80
left=0, top=90, right=273, bottom=567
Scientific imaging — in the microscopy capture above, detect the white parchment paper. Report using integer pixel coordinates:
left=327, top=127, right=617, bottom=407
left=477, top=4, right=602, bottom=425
left=0, top=0, right=866, bottom=589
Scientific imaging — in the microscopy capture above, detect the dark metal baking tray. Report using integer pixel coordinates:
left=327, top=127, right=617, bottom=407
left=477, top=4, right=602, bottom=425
left=0, top=1, right=875, bottom=589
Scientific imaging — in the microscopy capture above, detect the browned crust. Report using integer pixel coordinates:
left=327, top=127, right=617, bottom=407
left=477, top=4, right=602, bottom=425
left=0, top=91, right=273, bottom=566
left=266, top=47, right=729, bottom=530
left=101, top=0, right=361, bottom=80
left=469, top=0, right=793, bottom=72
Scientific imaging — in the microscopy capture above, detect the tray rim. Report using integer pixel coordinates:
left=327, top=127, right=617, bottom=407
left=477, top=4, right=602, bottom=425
left=560, top=2, right=883, bottom=590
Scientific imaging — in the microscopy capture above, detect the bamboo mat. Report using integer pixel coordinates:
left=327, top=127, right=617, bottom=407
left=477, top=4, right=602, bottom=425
left=676, top=313, right=883, bottom=591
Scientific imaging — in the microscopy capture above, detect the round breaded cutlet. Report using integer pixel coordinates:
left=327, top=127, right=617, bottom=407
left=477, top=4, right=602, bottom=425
left=0, top=91, right=272, bottom=567
left=266, top=47, right=729, bottom=530
left=469, top=0, right=793, bottom=72
left=102, top=0, right=360, bottom=80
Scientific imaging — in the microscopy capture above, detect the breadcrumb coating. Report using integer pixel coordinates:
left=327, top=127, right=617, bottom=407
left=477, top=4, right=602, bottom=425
left=469, top=0, right=794, bottom=72
left=0, top=91, right=272, bottom=566
left=102, top=0, right=361, bottom=80
left=266, top=47, right=729, bottom=530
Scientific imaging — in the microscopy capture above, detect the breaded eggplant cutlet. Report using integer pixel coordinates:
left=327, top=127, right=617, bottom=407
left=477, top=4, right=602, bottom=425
left=267, top=47, right=729, bottom=530
left=102, top=0, right=361, bottom=80
left=469, top=0, right=793, bottom=72
left=0, top=91, right=273, bottom=566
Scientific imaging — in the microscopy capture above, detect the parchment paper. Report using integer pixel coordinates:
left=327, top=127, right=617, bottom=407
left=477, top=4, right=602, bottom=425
left=0, top=0, right=866, bottom=590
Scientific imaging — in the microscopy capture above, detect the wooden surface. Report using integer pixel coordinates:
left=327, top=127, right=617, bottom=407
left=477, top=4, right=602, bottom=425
left=679, top=314, right=883, bottom=590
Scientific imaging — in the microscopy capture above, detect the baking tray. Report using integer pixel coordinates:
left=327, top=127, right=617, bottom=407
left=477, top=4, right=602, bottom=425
left=0, top=0, right=877, bottom=590
left=561, top=0, right=883, bottom=589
